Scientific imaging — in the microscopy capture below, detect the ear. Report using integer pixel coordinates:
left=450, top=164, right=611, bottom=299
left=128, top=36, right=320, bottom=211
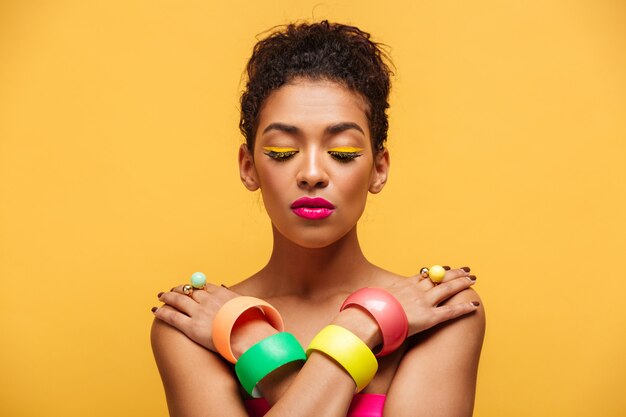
left=238, top=144, right=260, bottom=191
left=369, top=147, right=389, bottom=194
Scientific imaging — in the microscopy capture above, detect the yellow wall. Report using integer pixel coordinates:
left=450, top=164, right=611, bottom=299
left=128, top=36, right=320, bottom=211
left=1, top=1, right=624, bottom=416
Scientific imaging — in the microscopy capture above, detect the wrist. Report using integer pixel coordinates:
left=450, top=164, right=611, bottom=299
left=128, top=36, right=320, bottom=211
left=332, top=307, right=382, bottom=350
left=340, top=287, right=408, bottom=357
left=212, top=296, right=284, bottom=363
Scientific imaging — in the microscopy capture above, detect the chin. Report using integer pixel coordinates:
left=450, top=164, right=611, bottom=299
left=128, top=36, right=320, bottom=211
left=274, top=222, right=355, bottom=250
left=292, top=236, right=338, bottom=250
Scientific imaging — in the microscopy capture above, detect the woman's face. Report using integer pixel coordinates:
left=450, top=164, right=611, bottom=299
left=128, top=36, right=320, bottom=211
left=239, top=79, right=389, bottom=249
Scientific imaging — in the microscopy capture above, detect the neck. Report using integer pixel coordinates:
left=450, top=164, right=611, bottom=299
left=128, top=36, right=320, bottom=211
left=259, top=225, right=375, bottom=298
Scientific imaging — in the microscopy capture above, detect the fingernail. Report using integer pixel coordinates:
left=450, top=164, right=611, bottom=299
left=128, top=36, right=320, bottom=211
left=157, top=292, right=164, bottom=297
left=472, top=301, right=480, bottom=307
left=468, top=275, right=477, bottom=281
left=461, top=266, right=471, bottom=272
left=442, top=266, right=451, bottom=270
left=221, top=284, right=229, bottom=289
left=151, top=306, right=158, bottom=313
left=170, top=287, right=175, bottom=291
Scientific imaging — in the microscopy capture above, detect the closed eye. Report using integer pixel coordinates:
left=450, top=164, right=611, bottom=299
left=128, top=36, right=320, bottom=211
left=328, top=147, right=364, bottom=163
left=263, top=147, right=299, bottom=162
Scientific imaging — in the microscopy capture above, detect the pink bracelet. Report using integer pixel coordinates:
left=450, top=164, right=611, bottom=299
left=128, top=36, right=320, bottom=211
left=348, top=394, right=386, bottom=417
left=340, top=288, right=408, bottom=357
left=244, top=394, right=385, bottom=417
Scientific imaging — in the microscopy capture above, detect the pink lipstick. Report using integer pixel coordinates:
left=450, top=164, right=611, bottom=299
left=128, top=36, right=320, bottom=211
left=290, top=197, right=335, bottom=220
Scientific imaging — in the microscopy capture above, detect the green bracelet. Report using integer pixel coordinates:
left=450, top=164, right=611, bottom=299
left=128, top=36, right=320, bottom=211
left=235, top=332, right=306, bottom=397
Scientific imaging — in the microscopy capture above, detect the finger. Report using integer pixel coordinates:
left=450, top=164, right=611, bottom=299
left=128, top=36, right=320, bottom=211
left=159, top=291, right=198, bottom=314
left=205, top=283, right=240, bottom=302
left=191, top=287, right=210, bottom=302
left=412, top=265, right=456, bottom=284
left=416, top=276, right=436, bottom=290
left=440, top=267, right=470, bottom=283
left=407, top=268, right=429, bottom=285
left=428, top=276, right=476, bottom=305
left=430, top=301, right=480, bottom=327
left=153, top=304, right=193, bottom=330
left=171, top=284, right=194, bottom=295
left=204, top=282, right=222, bottom=294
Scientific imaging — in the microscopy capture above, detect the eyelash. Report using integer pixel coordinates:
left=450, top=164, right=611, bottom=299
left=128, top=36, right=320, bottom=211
left=328, top=151, right=363, bottom=162
left=264, top=150, right=298, bottom=162
left=263, top=150, right=363, bottom=163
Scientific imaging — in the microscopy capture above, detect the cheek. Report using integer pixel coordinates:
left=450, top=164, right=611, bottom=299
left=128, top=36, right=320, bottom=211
left=256, top=161, right=286, bottom=188
left=335, top=166, right=372, bottom=204
left=256, top=165, right=291, bottom=208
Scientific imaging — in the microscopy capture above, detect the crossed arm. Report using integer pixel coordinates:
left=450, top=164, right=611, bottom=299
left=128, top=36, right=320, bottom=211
left=151, top=270, right=485, bottom=417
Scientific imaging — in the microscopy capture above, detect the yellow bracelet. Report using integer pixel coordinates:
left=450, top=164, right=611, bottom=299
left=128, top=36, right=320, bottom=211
left=306, top=325, right=378, bottom=392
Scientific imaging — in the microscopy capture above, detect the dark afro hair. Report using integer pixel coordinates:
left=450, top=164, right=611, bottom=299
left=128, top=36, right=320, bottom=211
left=239, top=21, right=394, bottom=151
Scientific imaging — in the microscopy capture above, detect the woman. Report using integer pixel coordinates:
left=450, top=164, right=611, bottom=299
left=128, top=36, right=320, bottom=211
left=151, top=21, right=485, bottom=417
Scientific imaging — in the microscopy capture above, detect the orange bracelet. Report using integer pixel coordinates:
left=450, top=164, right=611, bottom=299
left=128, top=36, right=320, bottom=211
left=212, top=296, right=284, bottom=363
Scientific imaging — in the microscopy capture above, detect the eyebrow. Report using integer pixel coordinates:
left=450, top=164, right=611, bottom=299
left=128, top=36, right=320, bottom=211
left=262, top=123, right=301, bottom=135
left=325, top=122, right=365, bottom=136
left=261, top=122, right=365, bottom=136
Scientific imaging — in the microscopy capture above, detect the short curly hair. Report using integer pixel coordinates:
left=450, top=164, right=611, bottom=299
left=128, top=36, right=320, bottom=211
left=239, top=21, right=394, bottom=151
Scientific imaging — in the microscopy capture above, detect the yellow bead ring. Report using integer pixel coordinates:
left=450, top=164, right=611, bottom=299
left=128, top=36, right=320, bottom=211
left=420, top=265, right=446, bottom=284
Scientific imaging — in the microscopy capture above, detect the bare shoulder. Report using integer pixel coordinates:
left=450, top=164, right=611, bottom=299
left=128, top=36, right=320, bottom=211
left=151, top=319, right=248, bottom=417
left=151, top=317, right=229, bottom=370
left=150, top=317, right=238, bottom=390
left=368, top=265, right=412, bottom=286
left=410, top=286, right=485, bottom=354
left=385, top=288, right=485, bottom=416
left=441, top=286, right=485, bottom=326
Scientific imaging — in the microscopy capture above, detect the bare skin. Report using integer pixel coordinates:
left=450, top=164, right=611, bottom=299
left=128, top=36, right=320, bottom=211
left=151, top=80, right=485, bottom=417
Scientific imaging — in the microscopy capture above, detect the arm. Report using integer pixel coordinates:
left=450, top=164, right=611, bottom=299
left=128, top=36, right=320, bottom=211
left=151, top=319, right=249, bottom=417
left=151, top=301, right=383, bottom=417
left=151, top=269, right=481, bottom=416
left=385, top=288, right=486, bottom=417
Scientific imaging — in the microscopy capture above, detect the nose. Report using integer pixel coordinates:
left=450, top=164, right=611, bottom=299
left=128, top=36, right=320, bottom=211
left=296, top=150, right=329, bottom=190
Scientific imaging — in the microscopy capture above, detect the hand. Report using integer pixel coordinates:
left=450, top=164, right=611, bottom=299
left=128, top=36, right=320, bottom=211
left=384, top=266, right=479, bottom=337
left=152, top=283, right=239, bottom=352
left=422, top=265, right=475, bottom=284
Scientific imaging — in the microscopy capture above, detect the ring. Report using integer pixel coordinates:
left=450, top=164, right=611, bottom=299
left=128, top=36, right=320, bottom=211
left=190, top=272, right=207, bottom=289
left=182, top=284, right=193, bottom=295
left=420, top=265, right=446, bottom=283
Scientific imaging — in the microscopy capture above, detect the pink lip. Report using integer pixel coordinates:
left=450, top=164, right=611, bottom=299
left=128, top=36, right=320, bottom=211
left=290, top=197, right=335, bottom=220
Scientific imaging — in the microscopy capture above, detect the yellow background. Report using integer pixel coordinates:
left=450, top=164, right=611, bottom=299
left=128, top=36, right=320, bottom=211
left=1, top=1, right=625, bottom=416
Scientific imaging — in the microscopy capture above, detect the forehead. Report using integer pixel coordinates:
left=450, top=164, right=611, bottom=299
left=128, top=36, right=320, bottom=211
left=256, top=80, right=370, bottom=134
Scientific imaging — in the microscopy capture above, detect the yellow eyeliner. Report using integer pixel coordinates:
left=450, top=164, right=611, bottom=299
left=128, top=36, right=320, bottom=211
left=263, top=146, right=298, bottom=153
left=328, top=147, right=363, bottom=153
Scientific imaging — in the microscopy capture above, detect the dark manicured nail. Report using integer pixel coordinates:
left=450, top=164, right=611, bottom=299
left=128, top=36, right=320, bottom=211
left=469, top=275, right=477, bottom=281
left=472, top=301, right=480, bottom=307
left=443, top=265, right=451, bottom=270
left=151, top=307, right=158, bottom=313
left=157, top=292, right=164, bottom=297
left=461, top=266, right=471, bottom=272
left=221, top=284, right=229, bottom=289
